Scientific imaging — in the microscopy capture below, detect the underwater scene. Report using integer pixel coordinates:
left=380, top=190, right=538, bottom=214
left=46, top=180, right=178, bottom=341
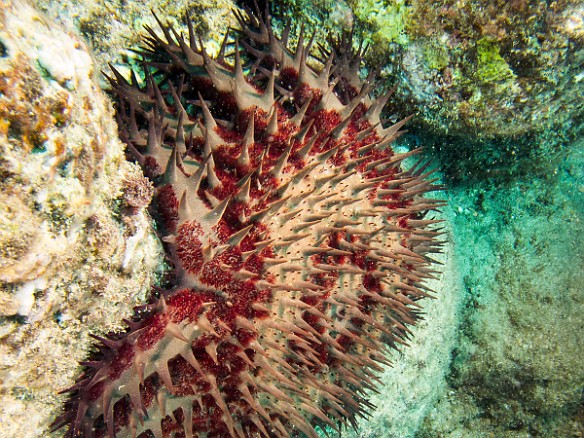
left=0, top=0, right=582, bottom=437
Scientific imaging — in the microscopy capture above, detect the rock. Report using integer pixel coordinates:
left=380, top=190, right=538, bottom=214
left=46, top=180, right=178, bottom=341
left=0, top=1, right=162, bottom=435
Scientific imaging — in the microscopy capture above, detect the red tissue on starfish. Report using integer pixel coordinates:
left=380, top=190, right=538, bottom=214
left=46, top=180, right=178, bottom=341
left=53, top=5, right=445, bottom=438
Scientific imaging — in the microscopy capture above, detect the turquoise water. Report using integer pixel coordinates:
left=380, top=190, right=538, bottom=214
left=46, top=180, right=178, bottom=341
left=429, top=137, right=584, bottom=437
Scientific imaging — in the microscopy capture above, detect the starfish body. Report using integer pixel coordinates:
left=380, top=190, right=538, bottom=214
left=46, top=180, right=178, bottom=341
left=54, top=7, right=444, bottom=438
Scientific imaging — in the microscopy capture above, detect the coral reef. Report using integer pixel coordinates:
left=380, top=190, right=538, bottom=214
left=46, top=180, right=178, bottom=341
left=3, top=1, right=579, bottom=437
left=52, top=6, right=445, bottom=437
left=380, top=0, right=582, bottom=139
left=0, top=1, right=162, bottom=435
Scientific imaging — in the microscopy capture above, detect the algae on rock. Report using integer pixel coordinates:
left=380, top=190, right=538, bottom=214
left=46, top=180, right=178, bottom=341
left=0, top=1, right=163, bottom=436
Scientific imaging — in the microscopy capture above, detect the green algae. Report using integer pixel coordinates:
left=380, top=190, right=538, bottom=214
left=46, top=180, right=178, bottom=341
left=423, top=40, right=450, bottom=71
left=349, top=0, right=411, bottom=46
left=475, top=37, right=515, bottom=83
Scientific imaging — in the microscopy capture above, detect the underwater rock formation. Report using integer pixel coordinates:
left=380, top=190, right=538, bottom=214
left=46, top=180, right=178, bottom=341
left=0, top=1, right=162, bottom=435
left=278, top=0, right=584, bottom=140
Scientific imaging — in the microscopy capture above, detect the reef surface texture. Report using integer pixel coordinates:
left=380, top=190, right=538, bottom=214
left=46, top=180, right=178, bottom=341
left=0, top=1, right=162, bottom=436
left=52, top=6, right=446, bottom=438
left=279, top=0, right=584, bottom=139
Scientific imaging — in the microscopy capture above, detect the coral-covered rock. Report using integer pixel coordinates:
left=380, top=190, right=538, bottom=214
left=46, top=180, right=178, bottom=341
left=0, top=1, right=162, bottom=435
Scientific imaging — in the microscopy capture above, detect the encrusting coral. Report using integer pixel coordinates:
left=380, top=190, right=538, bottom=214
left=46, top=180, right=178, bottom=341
left=52, top=5, right=445, bottom=437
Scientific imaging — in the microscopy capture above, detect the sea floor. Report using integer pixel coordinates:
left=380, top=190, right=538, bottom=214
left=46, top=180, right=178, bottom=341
left=419, top=136, right=584, bottom=437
